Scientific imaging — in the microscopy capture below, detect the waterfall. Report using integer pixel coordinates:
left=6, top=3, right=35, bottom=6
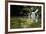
left=31, top=9, right=38, bottom=22
left=31, top=12, right=35, bottom=22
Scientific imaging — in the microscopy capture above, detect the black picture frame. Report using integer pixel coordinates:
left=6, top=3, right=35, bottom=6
left=5, top=0, right=45, bottom=34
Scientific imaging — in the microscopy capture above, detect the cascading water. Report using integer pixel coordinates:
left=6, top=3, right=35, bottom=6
left=31, top=9, right=38, bottom=23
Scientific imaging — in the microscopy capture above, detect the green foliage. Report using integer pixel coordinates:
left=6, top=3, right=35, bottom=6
left=10, top=16, right=41, bottom=29
left=23, top=7, right=32, bottom=13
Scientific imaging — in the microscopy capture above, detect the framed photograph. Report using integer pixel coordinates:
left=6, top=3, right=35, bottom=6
left=5, top=1, right=45, bottom=33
